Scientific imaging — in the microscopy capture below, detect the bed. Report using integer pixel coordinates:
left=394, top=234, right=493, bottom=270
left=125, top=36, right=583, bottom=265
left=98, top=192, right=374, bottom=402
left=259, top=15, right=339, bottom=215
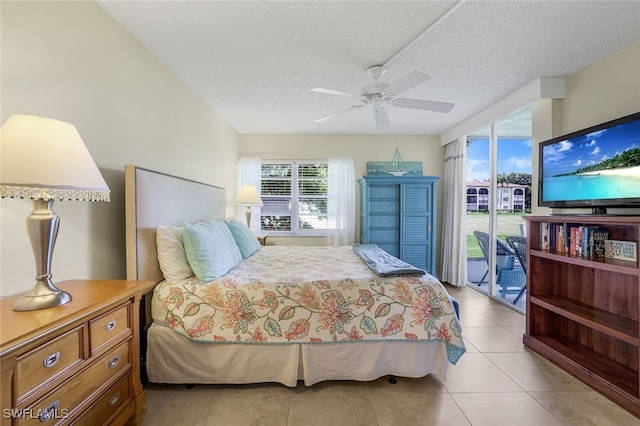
left=125, top=165, right=465, bottom=387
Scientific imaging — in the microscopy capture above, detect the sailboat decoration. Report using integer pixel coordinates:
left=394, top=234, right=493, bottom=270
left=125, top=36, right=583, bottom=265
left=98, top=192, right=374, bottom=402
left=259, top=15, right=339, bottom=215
left=387, top=148, right=408, bottom=176
left=366, top=148, right=423, bottom=176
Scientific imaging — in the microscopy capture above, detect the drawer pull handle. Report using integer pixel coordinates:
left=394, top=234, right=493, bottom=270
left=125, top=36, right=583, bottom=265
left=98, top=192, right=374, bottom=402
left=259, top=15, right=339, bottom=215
left=106, top=320, right=117, bottom=332
left=38, top=400, right=59, bottom=422
left=43, top=352, right=60, bottom=368
left=108, top=354, right=120, bottom=369
left=108, top=391, right=120, bottom=408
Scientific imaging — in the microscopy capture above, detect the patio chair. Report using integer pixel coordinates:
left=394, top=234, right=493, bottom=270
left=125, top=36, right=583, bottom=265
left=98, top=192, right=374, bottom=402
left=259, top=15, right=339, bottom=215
left=506, top=235, right=527, bottom=304
left=473, top=231, right=526, bottom=302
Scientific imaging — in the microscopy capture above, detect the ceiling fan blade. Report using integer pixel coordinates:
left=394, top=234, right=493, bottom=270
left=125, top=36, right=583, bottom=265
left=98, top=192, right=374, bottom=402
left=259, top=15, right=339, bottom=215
left=393, top=98, right=454, bottom=113
left=374, top=109, right=390, bottom=133
left=384, top=71, right=431, bottom=96
left=314, top=105, right=363, bottom=123
left=310, top=87, right=360, bottom=97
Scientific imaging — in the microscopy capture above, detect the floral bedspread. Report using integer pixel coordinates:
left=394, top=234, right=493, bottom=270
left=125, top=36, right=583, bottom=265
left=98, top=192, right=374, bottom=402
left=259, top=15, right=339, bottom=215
left=155, top=246, right=465, bottom=364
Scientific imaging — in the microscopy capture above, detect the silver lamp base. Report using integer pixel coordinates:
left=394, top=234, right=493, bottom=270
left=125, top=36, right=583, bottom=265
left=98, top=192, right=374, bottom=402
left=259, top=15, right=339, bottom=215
left=245, top=206, right=252, bottom=227
left=12, top=199, right=72, bottom=311
left=12, top=280, right=72, bottom=311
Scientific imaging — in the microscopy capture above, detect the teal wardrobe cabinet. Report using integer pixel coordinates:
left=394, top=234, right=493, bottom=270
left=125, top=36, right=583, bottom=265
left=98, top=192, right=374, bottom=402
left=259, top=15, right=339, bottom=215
left=358, top=175, right=440, bottom=276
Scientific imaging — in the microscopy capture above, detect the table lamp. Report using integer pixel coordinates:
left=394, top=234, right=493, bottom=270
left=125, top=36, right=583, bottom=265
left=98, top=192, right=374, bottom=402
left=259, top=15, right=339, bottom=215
left=234, top=185, right=263, bottom=226
left=0, top=114, right=111, bottom=311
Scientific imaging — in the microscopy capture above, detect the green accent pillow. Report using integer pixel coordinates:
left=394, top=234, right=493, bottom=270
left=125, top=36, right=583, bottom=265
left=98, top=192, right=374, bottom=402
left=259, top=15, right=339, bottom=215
left=182, top=220, right=242, bottom=281
left=224, top=218, right=262, bottom=258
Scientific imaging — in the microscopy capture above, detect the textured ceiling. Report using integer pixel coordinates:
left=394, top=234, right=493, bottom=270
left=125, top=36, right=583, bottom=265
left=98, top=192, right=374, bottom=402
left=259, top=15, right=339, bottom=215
left=97, top=1, right=640, bottom=136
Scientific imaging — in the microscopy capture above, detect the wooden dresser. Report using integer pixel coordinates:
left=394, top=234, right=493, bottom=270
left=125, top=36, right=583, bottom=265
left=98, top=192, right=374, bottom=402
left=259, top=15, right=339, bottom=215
left=1, top=280, right=155, bottom=426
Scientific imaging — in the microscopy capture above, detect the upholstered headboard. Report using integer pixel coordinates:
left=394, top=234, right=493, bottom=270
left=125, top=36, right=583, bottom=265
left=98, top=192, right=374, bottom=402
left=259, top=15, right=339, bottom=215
left=125, top=165, right=226, bottom=284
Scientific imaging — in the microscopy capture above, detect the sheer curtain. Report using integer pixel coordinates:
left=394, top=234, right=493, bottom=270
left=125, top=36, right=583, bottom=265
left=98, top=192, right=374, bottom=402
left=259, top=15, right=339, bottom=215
left=440, top=139, right=468, bottom=287
left=327, top=158, right=355, bottom=246
left=237, top=157, right=262, bottom=231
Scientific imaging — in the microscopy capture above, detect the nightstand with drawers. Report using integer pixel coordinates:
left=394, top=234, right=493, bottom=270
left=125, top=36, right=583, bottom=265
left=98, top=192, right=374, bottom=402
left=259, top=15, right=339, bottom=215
left=0, top=279, right=155, bottom=426
left=256, top=233, right=269, bottom=247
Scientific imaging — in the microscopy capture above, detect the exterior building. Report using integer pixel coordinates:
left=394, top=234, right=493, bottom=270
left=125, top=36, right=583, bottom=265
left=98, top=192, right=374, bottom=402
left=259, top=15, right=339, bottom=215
left=466, top=181, right=528, bottom=212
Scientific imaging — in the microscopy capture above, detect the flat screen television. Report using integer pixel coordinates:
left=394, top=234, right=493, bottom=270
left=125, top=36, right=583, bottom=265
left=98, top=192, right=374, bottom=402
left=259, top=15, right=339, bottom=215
left=538, top=111, right=640, bottom=213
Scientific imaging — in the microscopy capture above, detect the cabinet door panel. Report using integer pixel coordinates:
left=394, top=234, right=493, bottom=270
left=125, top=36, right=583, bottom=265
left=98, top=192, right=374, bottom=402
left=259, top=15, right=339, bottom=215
left=402, top=216, right=429, bottom=241
left=402, top=186, right=431, bottom=212
left=402, top=245, right=429, bottom=271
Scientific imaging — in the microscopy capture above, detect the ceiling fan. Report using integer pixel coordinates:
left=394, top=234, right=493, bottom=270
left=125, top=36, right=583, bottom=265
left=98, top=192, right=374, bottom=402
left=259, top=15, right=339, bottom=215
left=311, top=66, right=455, bottom=133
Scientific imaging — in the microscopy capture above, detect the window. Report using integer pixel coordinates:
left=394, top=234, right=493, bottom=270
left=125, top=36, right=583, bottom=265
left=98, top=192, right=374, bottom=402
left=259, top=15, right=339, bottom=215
left=467, top=188, right=478, bottom=211
left=260, top=161, right=329, bottom=234
left=478, top=188, right=489, bottom=210
left=513, top=188, right=524, bottom=211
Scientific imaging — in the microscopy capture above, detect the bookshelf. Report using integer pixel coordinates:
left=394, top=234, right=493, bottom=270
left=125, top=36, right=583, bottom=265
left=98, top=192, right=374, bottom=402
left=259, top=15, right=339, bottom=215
left=524, top=215, right=640, bottom=417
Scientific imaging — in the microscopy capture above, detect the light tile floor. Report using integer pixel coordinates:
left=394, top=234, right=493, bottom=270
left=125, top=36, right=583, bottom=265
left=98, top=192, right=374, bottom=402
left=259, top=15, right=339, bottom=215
left=141, top=285, right=639, bottom=425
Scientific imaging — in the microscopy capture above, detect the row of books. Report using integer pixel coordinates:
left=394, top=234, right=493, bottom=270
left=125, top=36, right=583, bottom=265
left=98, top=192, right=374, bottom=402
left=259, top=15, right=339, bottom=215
left=539, top=222, right=609, bottom=257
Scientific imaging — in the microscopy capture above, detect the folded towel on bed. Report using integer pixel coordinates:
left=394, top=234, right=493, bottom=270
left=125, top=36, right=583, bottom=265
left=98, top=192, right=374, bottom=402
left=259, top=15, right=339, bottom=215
left=352, top=244, right=426, bottom=277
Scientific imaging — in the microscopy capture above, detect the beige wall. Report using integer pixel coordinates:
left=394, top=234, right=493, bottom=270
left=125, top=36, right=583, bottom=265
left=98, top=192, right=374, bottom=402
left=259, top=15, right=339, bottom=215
left=531, top=40, right=640, bottom=215
left=530, top=98, right=563, bottom=215
left=239, top=134, right=445, bottom=256
left=1, top=2, right=239, bottom=296
left=2, top=2, right=638, bottom=298
left=561, top=40, right=640, bottom=134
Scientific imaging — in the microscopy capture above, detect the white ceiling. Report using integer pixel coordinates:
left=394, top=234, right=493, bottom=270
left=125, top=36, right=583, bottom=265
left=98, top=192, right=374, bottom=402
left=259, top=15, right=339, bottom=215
left=97, top=0, right=640, bottom=136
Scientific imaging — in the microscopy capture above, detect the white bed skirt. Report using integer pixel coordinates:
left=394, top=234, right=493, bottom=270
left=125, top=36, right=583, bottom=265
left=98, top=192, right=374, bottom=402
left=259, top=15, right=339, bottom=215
left=146, top=324, right=449, bottom=387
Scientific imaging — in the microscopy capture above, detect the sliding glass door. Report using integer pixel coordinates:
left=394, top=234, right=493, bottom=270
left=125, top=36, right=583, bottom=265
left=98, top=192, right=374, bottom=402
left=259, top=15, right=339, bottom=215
left=466, top=105, right=532, bottom=312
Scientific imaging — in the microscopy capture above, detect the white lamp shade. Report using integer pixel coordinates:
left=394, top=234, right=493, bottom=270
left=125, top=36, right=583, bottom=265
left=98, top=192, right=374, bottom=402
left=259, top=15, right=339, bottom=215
left=234, top=185, right=263, bottom=206
left=0, top=114, right=110, bottom=201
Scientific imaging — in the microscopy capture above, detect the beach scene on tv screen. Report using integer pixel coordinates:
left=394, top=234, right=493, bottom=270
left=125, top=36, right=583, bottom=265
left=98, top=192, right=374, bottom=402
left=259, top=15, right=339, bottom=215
left=542, top=118, right=640, bottom=202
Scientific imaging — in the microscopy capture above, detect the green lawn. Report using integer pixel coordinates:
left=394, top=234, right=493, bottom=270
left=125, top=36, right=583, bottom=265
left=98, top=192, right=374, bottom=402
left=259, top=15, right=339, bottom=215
left=466, top=212, right=525, bottom=258
left=467, top=235, right=483, bottom=258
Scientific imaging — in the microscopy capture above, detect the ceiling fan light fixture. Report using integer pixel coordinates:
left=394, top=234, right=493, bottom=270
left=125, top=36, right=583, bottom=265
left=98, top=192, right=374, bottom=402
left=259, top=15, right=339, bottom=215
left=366, top=65, right=387, bottom=80
left=361, top=81, right=390, bottom=95
left=370, top=98, right=385, bottom=113
left=361, top=92, right=388, bottom=104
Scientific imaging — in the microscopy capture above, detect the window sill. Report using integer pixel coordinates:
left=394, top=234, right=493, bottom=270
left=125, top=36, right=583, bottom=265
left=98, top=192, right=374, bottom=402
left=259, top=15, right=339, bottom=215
left=264, top=232, right=330, bottom=238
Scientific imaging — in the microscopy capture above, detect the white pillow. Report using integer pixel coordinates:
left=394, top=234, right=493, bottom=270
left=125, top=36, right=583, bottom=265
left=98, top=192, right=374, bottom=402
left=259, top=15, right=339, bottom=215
left=156, top=225, right=195, bottom=281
